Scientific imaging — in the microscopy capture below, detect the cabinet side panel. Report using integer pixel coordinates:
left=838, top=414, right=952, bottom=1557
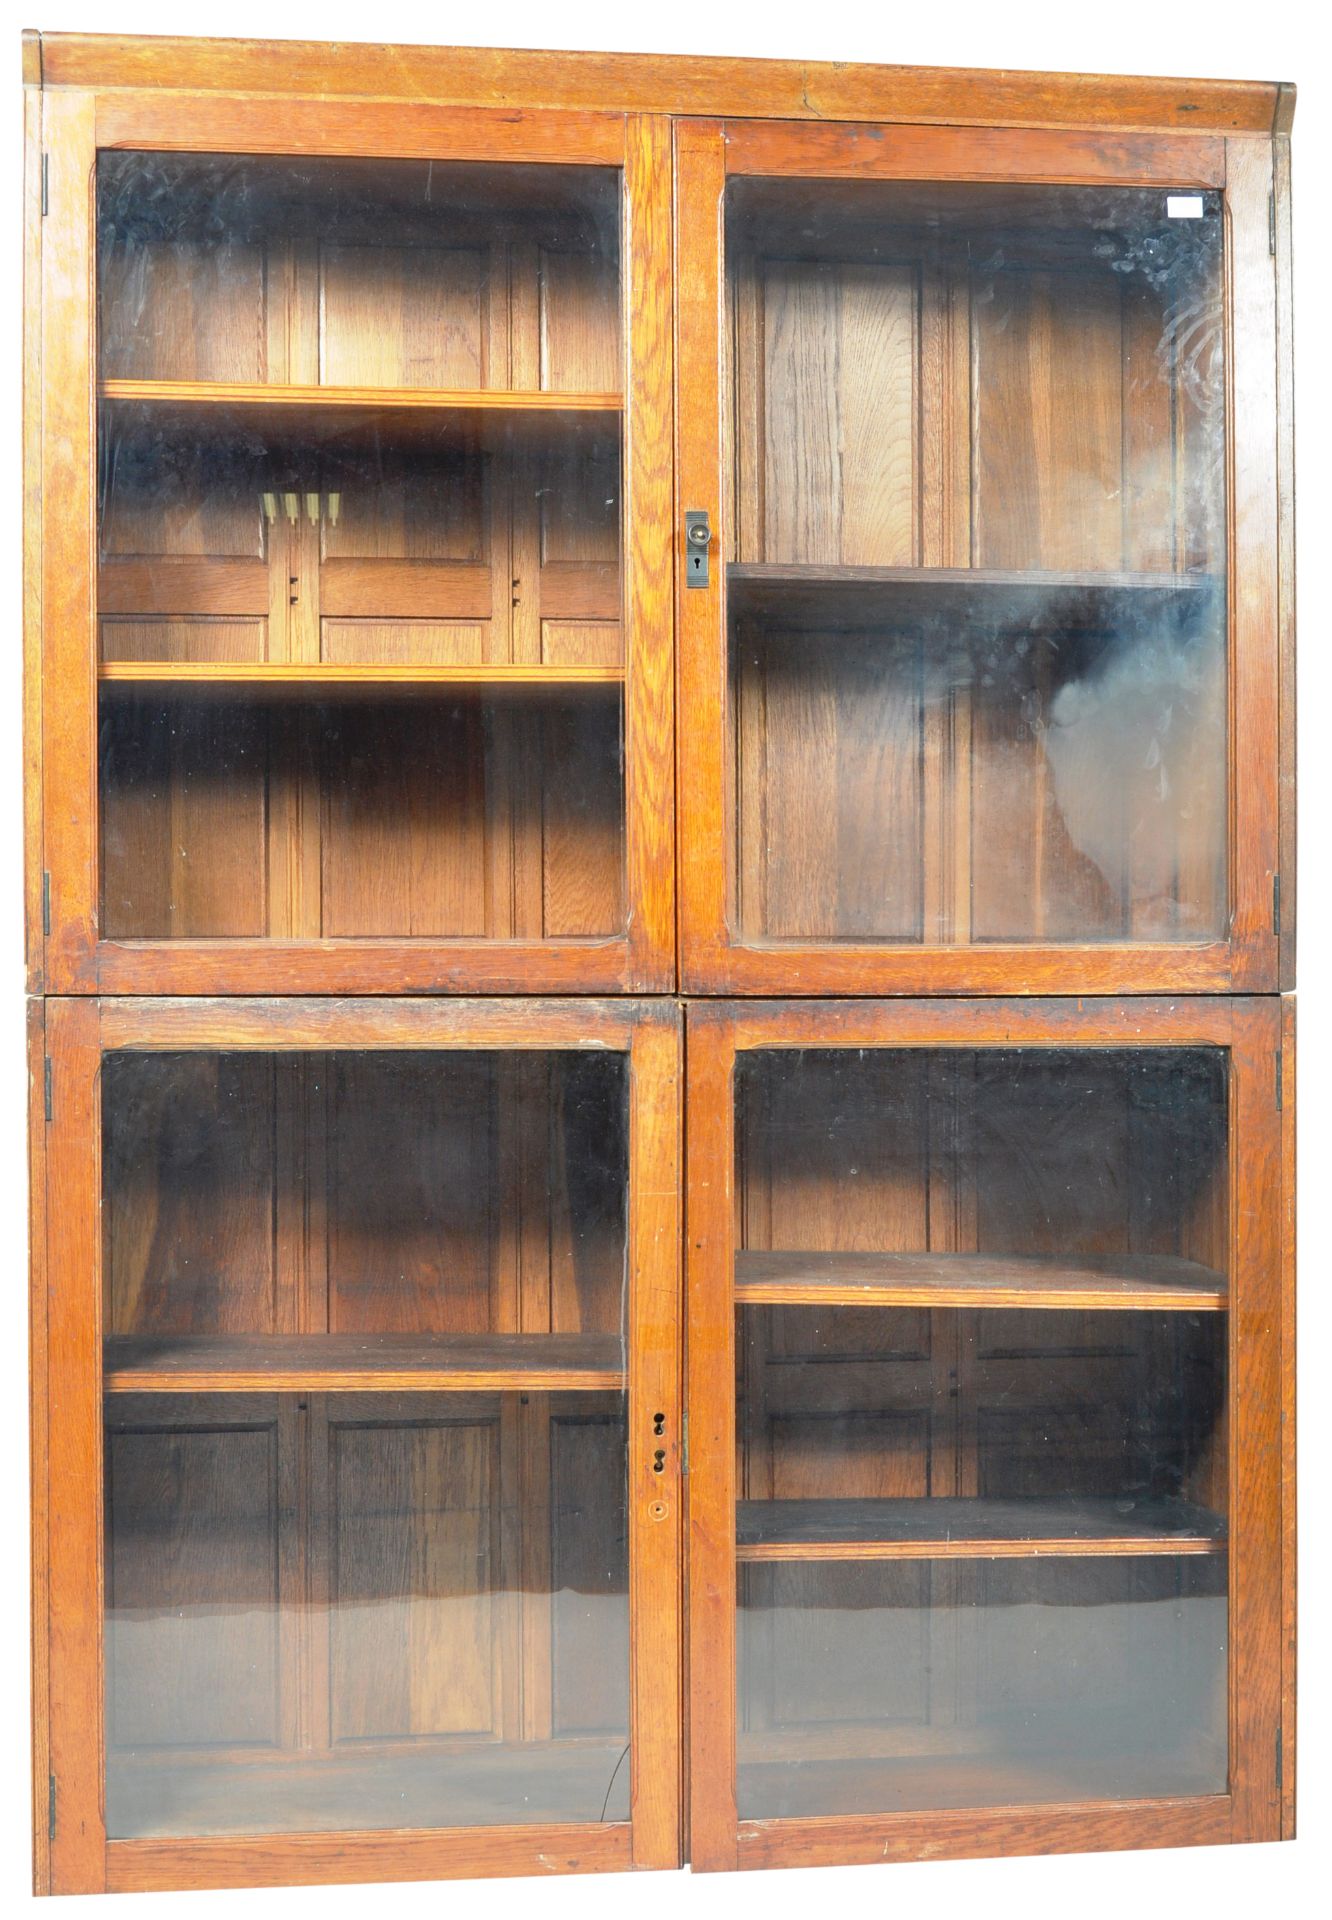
left=28, top=1000, right=50, bottom=1894
left=24, top=86, right=44, bottom=994
left=45, top=999, right=106, bottom=1892
left=1275, top=136, right=1296, bottom=989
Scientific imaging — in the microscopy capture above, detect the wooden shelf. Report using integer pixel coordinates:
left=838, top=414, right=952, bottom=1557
left=735, top=1496, right=1226, bottom=1562
left=727, top=562, right=1221, bottom=631
left=104, top=1332, right=626, bottom=1394
left=101, top=378, right=622, bottom=421
left=735, top=1249, right=1227, bottom=1312
left=98, top=662, right=624, bottom=696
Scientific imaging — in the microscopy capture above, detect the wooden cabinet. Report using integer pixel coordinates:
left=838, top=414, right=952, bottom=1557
left=25, top=30, right=1295, bottom=1895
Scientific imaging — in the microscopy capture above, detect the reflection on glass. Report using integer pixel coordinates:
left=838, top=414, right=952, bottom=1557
left=738, top=1558, right=1227, bottom=1817
left=733, top=1048, right=1229, bottom=1819
left=95, top=154, right=626, bottom=943
left=725, top=181, right=1226, bottom=945
left=102, top=1051, right=630, bottom=1838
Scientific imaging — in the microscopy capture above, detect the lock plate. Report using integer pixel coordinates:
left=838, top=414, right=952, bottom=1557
left=684, top=509, right=712, bottom=588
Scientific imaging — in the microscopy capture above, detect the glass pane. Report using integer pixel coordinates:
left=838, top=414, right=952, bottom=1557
left=101, top=1050, right=630, bottom=1838
left=725, top=181, right=1225, bottom=946
left=96, top=154, right=626, bottom=942
left=733, top=1048, right=1229, bottom=1818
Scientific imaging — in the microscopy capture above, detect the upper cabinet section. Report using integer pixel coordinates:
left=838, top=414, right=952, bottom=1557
left=38, top=107, right=675, bottom=993
left=30, top=58, right=1290, bottom=1000
left=677, top=122, right=1284, bottom=995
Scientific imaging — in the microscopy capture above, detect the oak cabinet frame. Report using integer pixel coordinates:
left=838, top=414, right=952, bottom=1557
left=25, top=28, right=1295, bottom=1896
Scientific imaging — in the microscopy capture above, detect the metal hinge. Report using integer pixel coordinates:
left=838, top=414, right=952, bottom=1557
left=1273, top=872, right=1281, bottom=937
left=1276, top=1050, right=1284, bottom=1112
left=681, top=1410, right=689, bottom=1476
left=48, top=1772, right=55, bottom=1843
left=1276, top=1725, right=1284, bottom=1792
left=40, top=152, right=49, bottom=217
left=1269, top=190, right=1277, bottom=257
left=42, top=870, right=51, bottom=937
left=44, top=1056, right=53, bottom=1125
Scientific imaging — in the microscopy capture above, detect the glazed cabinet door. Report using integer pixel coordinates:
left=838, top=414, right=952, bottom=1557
left=38, top=91, right=674, bottom=993
left=38, top=998, right=681, bottom=1892
left=676, top=120, right=1281, bottom=994
left=686, top=997, right=1286, bottom=1869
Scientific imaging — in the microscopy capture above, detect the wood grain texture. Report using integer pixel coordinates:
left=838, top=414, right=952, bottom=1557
left=99, top=663, right=623, bottom=690
left=40, top=90, right=99, bottom=991
left=626, top=1011, right=684, bottom=1867
left=105, top=1822, right=633, bottom=1891
left=673, top=122, right=729, bottom=996
left=724, top=121, right=1227, bottom=187
left=43, top=1000, right=106, bottom=1892
left=1280, top=994, right=1296, bottom=1837
left=735, top=1495, right=1226, bottom=1560
left=735, top=1249, right=1226, bottom=1311
left=38, top=35, right=1286, bottom=134
left=1227, top=999, right=1283, bottom=1842
left=23, top=86, right=44, bottom=994
left=731, top=1794, right=1234, bottom=1869
left=27, top=1003, right=50, bottom=1895
left=103, top=1333, right=627, bottom=1393
left=694, top=994, right=1238, bottom=1052
left=622, top=116, right=678, bottom=992
left=95, top=92, right=628, bottom=166
left=97, top=994, right=658, bottom=1051
left=684, top=1011, right=740, bottom=1870
left=101, top=379, right=622, bottom=413
left=1275, top=136, right=1296, bottom=990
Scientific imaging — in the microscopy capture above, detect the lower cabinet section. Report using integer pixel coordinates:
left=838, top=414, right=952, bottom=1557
left=687, top=998, right=1288, bottom=1871
left=33, top=995, right=1290, bottom=1889
left=37, top=998, right=681, bottom=1891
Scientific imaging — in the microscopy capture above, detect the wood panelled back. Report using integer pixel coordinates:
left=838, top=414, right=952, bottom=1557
left=735, top=1049, right=1228, bottom=1522
left=728, top=187, right=1222, bottom=577
left=99, top=694, right=626, bottom=942
left=724, top=179, right=1228, bottom=957
left=102, top=1386, right=630, bottom=1837
left=97, top=156, right=622, bottom=394
left=99, top=1045, right=633, bottom=1839
left=103, top=1050, right=626, bottom=1340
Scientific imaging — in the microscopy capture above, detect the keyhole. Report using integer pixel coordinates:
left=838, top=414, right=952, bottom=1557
left=652, top=1449, right=666, bottom=1474
left=653, top=1411, right=665, bottom=1436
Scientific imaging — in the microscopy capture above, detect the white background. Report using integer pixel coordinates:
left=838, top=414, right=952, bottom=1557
left=0, top=2, right=1326, bottom=1915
